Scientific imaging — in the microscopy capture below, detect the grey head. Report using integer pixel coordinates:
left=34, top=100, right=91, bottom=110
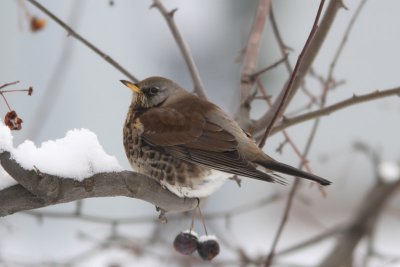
left=120, top=76, right=185, bottom=109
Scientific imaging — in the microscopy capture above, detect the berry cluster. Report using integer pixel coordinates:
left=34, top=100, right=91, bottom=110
left=173, top=230, right=220, bottom=261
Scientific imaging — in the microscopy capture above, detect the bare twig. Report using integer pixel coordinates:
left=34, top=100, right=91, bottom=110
left=25, top=0, right=138, bottom=82
left=318, top=180, right=400, bottom=267
left=249, top=54, right=288, bottom=81
left=326, top=0, right=368, bottom=83
left=267, top=2, right=370, bottom=265
left=270, top=8, right=317, bottom=104
left=271, top=87, right=400, bottom=135
left=26, top=0, right=85, bottom=140
left=277, top=224, right=346, bottom=256
left=0, top=81, right=20, bottom=90
left=258, top=0, right=326, bottom=148
left=152, top=0, right=207, bottom=99
left=256, top=80, right=312, bottom=171
left=264, top=180, right=299, bottom=267
left=263, top=4, right=329, bottom=264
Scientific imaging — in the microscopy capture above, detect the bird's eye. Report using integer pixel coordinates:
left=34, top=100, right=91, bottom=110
left=149, top=87, right=159, bottom=94
left=143, top=87, right=160, bottom=97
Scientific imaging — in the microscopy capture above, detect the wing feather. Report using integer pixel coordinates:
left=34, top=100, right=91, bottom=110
left=137, top=102, right=282, bottom=184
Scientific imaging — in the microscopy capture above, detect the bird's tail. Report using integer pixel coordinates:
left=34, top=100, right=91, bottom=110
left=255, top=158, right=331, bottom=186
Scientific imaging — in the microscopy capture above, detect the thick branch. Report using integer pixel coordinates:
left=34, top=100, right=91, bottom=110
left=0, top=152, right=198, bottom=217
left=236, top=0, right=272, bottom=129
left=26, top=0, right=138, bottom=83
left=152, top=0, right=207, bottom=99
left=254, top=0, right=344, bottom=134
left=318, top=180, right=400, bottom=267
left=269, top=86, right=400, bottom=135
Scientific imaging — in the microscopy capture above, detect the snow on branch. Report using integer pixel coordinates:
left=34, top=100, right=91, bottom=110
left=0, top=124, right=198, bottom=216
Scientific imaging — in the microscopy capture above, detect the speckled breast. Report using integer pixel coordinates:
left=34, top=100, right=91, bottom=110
left=123, top=111, right=212, bottom=196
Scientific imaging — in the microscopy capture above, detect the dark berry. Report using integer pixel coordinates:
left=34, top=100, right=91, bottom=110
left=173, top=231, right=199, bottom=255
left=197, top=236, right=220, bottom=261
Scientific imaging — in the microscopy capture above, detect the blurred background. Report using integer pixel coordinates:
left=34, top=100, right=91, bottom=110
left=1, top=0, right=400, bottom=266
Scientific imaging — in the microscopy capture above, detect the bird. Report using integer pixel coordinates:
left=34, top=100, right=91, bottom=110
left=121, top=77, right=331, bottom=198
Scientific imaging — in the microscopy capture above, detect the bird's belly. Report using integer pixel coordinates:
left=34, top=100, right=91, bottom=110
left=124, top=131, right=228, bottom=198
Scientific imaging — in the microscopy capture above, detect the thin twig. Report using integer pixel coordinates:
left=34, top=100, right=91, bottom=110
left=265, top=104, right=324, bottom=266
left=277, top=224, right=346, bottom=256
left=267, top=2, right=369, bottom=264
left=256, top=80, right=312, bottom=172
left=326, top=0, right=368, bottom=83
left=264, top=2, right=327, bottom=265
left=152, top=0, right=207, bottom=99
left=26, top=0, right=85, bottom=141
left=254, top=0, right=344, bottom=135
left=25, top=0, right=138, bottom=82
left=21, top=193, right=282, bottom=225
left=250, top=53, right=288, bottom=80
left=270, top=8, right=317, bottom=104
left=0, top=81, right=20, bottom=90
left=258, top=0, right=326, bottom=148
left=271, top=87, right=400, bottom=134
left=0, top=93, right=12, bottom=110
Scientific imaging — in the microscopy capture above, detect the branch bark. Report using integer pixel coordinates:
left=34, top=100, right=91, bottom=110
left=0, top=152, right=198, bottom=217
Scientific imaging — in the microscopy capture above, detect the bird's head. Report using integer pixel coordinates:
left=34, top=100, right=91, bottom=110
left=120, top=77, right=182, bottom=109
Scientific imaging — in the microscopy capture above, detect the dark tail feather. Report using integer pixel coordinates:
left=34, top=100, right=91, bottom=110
left=256, top=159, right=331, bottom=186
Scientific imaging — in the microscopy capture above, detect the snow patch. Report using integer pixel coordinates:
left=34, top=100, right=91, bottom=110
left=0, top=121, right=123, bottom=190
left=183, top=230, right=199, bottom=238
left=198, top=235, right=217, bottom=242
left=378, top=161, right=400, bottom=182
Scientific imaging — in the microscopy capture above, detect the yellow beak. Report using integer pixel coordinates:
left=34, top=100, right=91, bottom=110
left=120, top=80, right=142, bottom=94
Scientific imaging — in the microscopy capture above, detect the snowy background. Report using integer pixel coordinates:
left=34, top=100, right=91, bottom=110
left=1, top=0, right=400, bottom=266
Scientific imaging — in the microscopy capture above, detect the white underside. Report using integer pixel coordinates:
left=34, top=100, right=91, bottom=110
left=160, top=170, right=230, bottom=198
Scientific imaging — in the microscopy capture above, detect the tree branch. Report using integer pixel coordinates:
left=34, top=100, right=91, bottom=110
left=0, top=152, right=198, bottom=217
left=270, top=86, right=400, bottom=135
left=152, top=0, right=208, bottom=99
left=25, top=0, right=138, bottom=83
left=258, top=0, right=326, bottom=148
left=318, top=179, right=400, bottom=267
left=236, top=0, right=272, bottom=130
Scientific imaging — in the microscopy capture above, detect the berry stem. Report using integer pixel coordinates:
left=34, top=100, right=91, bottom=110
left=0, top=93, right=12, bottom=111
left=197, top=205, right=208, bottom=236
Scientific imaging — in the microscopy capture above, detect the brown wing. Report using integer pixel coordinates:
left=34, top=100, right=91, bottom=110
left=138, top=105, right=279, bottom=183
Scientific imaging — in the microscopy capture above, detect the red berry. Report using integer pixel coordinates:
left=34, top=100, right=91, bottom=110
left=173, top=231, right=199, bottom=255
left=197, top=236, right=220, bottom=261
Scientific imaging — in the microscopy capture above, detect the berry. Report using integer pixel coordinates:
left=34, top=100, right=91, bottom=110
left=173, top=231, right=199, bottom=255
left=197, top=236, right=220, bottom=261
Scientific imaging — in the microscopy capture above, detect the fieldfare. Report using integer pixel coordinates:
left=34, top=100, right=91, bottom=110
left=122, top=77, right=331, bottom=198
